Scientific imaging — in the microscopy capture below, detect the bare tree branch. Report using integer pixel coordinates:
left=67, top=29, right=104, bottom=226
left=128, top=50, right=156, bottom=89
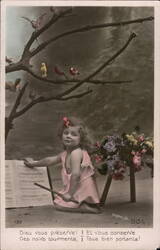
left=13, top=96, right=44, bottom=119
left=14, top=89, right=92, bottom=118
left=25, top=67, right=132, bottom=86
left=5, top=11, right=153, bottom=141
left=21, top=8, right=73, bottom=59
left=9, top=82, right=29, bottom=119
left=7, top=33, right=136, bottom=121
left=81, top=80, right=133, bottom=85
left=6, top=16, right=153, bottom=75
left=55, top=33, right=136, bottom=99
left=25, top=67, right=70, bottom=85
left=42, top=88, right=93, bottom=101
left=30, top=16, right=153, bottom=57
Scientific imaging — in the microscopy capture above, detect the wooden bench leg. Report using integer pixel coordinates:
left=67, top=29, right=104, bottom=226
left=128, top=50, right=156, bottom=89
left=100, top=174, right=112, bottom=207
left=130, top=163, right=136, bottom=202
left=47, top=167, right=54, bottom=201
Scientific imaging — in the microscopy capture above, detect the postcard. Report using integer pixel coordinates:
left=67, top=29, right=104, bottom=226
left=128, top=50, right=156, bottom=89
left=1, top=1, right=160, bottom=250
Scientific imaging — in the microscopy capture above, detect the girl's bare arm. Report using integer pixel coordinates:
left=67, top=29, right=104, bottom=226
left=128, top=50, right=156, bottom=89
left=24, top=155, right=61, bottom=168
left=65, top=149, right=82, bottom=198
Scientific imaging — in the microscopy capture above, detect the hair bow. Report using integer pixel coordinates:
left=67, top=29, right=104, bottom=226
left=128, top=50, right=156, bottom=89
left=63, top=117, right=70, bottom=127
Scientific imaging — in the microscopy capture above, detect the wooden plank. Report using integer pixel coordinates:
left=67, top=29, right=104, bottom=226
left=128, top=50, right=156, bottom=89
left=130, top=163, right=136, bottom=202
left=100, top=174, right=112, bottom=207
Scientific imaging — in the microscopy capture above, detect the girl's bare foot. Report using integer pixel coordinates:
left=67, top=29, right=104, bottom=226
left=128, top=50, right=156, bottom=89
left=80, top=203, right=102, bottom=214
left=54, top=203, right=102, bottom=214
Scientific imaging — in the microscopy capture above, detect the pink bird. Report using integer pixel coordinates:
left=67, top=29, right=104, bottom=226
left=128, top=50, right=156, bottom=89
left=6, top=56, right=13, bottom=64
left=54, top=66, right=67, bottom=79
left=5, top=78, right=21, bottom=92
left=69, top=67, right=80, bottom=76
left=21, top=13, right=46, bottom=30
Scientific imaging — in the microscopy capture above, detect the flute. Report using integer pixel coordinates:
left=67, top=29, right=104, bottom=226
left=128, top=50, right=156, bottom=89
left=34, top=182, right=79, bottom=204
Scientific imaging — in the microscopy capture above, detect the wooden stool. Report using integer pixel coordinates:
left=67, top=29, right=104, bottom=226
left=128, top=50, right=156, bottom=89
left=100, top=163, right=136, bottom=207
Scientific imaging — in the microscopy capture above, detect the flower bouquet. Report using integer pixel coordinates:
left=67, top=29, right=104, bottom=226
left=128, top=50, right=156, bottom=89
left=94, top=129, right=153, bottom=180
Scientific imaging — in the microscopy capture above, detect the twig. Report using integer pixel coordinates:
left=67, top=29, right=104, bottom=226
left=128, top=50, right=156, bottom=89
left=13, top=89, right=92, bottom=118
left=55, top=33, right=136, bottom=99
left=13, top=33, right=135, bottom=118
left=34, top=182, right=79, bottom=204
left=42, top=88, right=93, bottom=101
left=6, top=16, right=153, bottom=74
left=30, top=16, right=153, bottom=57
left=22, top=8, right=72, bottom=59
left=25, top=67, right=133, bottom=86
left=8, top=82, right=29, bottom=119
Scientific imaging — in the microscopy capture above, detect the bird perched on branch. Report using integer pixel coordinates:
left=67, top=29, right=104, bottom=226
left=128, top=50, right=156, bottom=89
left=69, top=67, right=80, bottom=76
left=6, top=56, right=13, bottom=64
left=21, top=13, right=46, bottom=30
left=41, top=63, right=47, bottom=78
left=5, top=78, right=21, bottom=92
left=54, top=66, right=68, bottom=79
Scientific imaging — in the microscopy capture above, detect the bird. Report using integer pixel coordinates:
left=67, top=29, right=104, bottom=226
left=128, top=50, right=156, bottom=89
left=54, top=66, right=68, bottom=79
left=6, top=56, right=13, bottom=64
left=69, top=67, right=80, bottom=76
left=40, top=62, right=47, bottom=78
left=21, top=13, right=46, bottom=30
left=14, top=78, right=22, bottom=91
left=5, top=78, right=21, bottom=92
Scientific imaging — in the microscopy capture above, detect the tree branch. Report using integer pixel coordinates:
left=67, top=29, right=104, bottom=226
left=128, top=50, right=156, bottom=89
left=21, top=8, right=73, bottom=59
left=13, top=89, right=92, bottom=118
left=83, top=80, right=133, bottom=85
left=8, top=33, right=136, bottom=120
left=6, top=16, right=153, bottom=74
left=55, top=32, right=136, bottom=99
left=43, top=88, right=93, bottom=102
left=8, top=82, right=29, bottom=119
left=13, top=97, right=43, bottom=119
left=25, top=67, right=69, bottom=85
left=30, top=16, right=153, bottom=57
left=25, top=66, right=132, bottom=86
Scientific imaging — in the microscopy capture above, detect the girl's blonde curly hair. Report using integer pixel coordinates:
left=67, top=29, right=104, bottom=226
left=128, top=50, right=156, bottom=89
left=58, top=116, right=94, bottom=153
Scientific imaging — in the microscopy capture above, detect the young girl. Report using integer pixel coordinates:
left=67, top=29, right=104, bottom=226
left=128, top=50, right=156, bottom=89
left=24, top=116, right=101, bottom=214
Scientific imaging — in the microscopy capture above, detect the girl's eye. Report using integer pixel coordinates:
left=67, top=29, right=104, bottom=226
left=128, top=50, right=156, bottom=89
left=63, top=130, right=68, bottom=135
left=71, top=132, right=79, bottom=136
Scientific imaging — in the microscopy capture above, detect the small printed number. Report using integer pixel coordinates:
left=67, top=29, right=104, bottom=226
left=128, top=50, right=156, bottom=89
left=15, top=220, right=22, bottom=224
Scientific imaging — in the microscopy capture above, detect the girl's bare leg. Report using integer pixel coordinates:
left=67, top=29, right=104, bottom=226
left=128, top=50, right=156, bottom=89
left=54, top=203, right=102, bottom=214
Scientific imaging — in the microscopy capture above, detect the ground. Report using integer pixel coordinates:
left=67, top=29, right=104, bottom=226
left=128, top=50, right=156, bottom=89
left=6, top=167, right=153, bottom=228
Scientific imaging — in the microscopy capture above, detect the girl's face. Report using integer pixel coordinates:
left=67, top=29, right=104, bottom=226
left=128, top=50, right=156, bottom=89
left=62, top=126, right=81, bottom=149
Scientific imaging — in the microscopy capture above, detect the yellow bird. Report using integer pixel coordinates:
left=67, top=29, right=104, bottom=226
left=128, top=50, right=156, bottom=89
left=40, top=62, right=47, bottom=78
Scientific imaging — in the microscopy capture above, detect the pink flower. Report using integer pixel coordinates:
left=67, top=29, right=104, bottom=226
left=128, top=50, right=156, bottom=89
left=132, top=154, right=141, bottom=167
left=95, top=154, right=102, bottom=163
left=141, top=148, right=147, bottom=154
left=138, top=135, right=145, bottom=142
left=95, top=141, right=100, bottom=148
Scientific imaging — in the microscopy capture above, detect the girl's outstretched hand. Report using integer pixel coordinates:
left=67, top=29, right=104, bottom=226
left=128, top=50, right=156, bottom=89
left=23, top=158, right=35, bottom=168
